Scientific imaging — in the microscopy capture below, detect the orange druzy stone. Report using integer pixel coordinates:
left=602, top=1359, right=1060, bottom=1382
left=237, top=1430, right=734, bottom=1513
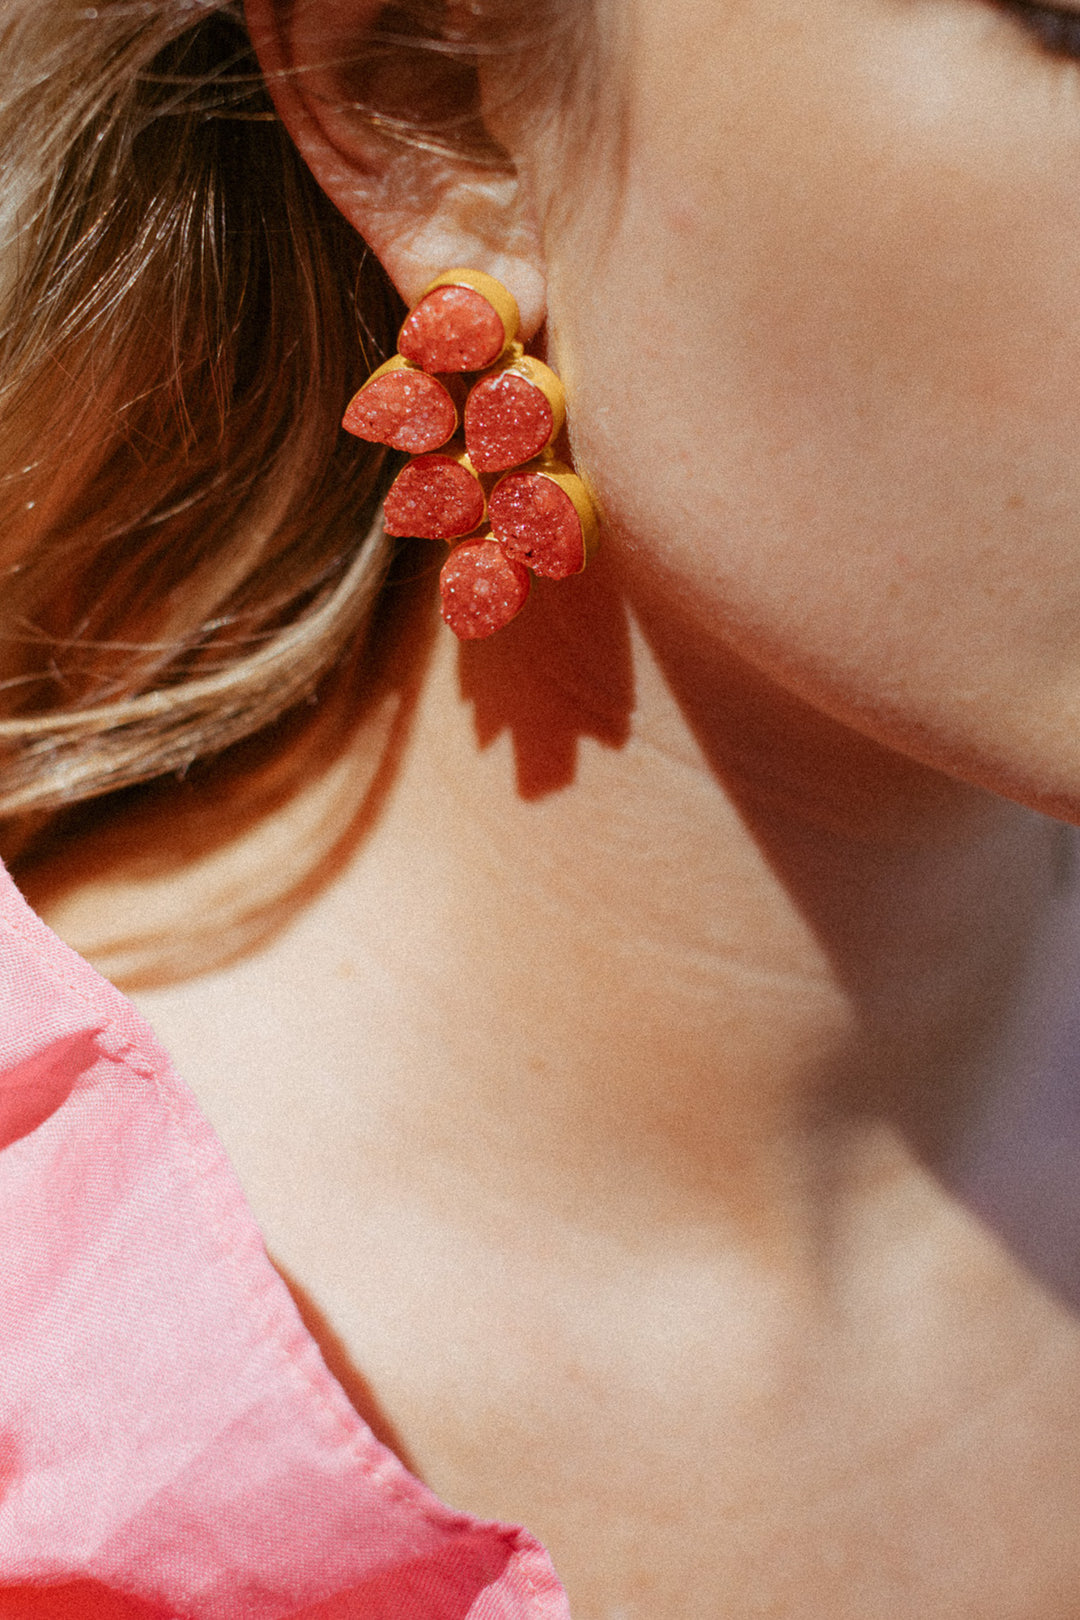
left=398, top=285, right=506, bottom=373
left=342, top=369, right=457, bottom=453
left=383, top=455, right=485, bottom=540
left=440, top=540, right=531, bottom=639
left=488, top=473, right=585, bottom=580
left=463, top=371, right=554, bottom=472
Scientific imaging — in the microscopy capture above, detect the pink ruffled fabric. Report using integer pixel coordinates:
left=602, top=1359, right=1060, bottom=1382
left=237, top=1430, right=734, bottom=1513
left=0, top=862, right=568, bottom=1619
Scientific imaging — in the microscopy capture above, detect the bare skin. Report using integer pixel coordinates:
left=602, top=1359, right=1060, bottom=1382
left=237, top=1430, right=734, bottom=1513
left=48, top=599, right=1080, bottom=1619
left=36, top=0, right=1080, bottom=1611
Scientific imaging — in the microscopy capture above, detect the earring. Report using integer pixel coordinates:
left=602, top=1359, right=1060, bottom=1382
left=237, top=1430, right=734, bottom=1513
left=342, top=269, right=598, bottom=640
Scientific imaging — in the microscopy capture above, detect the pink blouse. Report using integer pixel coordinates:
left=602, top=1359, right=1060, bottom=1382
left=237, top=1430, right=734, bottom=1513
left=0, top=860, right=569, bottom=1618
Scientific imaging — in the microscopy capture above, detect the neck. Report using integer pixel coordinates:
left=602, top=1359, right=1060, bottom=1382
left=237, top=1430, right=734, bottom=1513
left=320, top=551, right=1064, bottom=1253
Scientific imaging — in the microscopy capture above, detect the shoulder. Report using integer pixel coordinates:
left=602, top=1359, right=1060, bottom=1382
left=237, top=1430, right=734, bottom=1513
left=0, top=860, right=568, bottom=1620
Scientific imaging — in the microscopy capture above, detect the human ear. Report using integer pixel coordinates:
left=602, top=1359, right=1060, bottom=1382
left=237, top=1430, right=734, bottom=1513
left=243, top=0, right=547, bottom=335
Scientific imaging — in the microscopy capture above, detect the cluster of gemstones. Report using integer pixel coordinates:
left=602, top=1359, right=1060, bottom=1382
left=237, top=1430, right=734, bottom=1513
left=342, top=269, right=598, bottom=639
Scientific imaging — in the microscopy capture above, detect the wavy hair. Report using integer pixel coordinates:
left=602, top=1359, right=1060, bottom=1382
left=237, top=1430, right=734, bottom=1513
left=0, top=0, right=601, bottom=973
left=0, top=0, right=411, bottom=845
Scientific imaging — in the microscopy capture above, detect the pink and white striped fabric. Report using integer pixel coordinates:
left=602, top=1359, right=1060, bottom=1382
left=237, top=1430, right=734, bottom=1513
left=0, top=861, right=568, bottom=1619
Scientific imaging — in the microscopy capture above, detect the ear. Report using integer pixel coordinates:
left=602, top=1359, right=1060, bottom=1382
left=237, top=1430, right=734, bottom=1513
left=243, top=0, right=548, bottom=336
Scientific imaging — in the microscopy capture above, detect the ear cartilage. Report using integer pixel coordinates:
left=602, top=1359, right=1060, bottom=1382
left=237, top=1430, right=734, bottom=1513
left=342, top=355, right=458, bottom=453
left=463, top=354, right=566, bottom=472
left=382, top=448, right=486, bottom=540
left=488, top=461, right=598, bottom=580
left=398, top=270, right=521, bottom=374
left=440, top=537, right=531, bottom=639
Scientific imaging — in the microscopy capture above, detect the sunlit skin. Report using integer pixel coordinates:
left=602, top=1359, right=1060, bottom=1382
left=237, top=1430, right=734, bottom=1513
left=552, top=0, right=1080, bottom=818
left=42, top=0, right=1080, bottom=1614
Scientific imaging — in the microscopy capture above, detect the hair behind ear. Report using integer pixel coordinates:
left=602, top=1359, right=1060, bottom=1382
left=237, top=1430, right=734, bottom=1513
left=0, top=0, right=406, bottom=845
left=0, top=0, right=599, bottom=859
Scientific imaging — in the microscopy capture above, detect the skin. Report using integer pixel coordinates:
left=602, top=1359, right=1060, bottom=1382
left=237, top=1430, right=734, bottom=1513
left=43, top=0, right=1080, bottom=1613
left=552, top=0, right=1080, bottom=819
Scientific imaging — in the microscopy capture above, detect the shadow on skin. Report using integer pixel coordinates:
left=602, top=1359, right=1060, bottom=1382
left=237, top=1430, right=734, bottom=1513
left=452, top=510, right=1080, bottom=1319
left=628, top=575, right=1080, bottom=1319
left=272, top=1258, right=424, bottom=1477
left=14, top=543, right=441, bottom=990
left=457, top=547, right=635, bottom=800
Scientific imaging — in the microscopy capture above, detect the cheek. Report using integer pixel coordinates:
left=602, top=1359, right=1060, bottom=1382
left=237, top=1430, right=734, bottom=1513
left=549, top=0, right=1080, bottom=808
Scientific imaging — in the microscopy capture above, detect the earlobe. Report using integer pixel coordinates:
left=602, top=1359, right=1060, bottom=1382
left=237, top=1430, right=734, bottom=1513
left=242, top=0, right=548, bottom=335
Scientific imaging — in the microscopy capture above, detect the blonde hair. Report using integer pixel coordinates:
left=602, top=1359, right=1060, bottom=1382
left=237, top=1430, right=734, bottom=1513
left=0, top=0, right=403, bottom=848
left=0, top=0, right=599, bottom=921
